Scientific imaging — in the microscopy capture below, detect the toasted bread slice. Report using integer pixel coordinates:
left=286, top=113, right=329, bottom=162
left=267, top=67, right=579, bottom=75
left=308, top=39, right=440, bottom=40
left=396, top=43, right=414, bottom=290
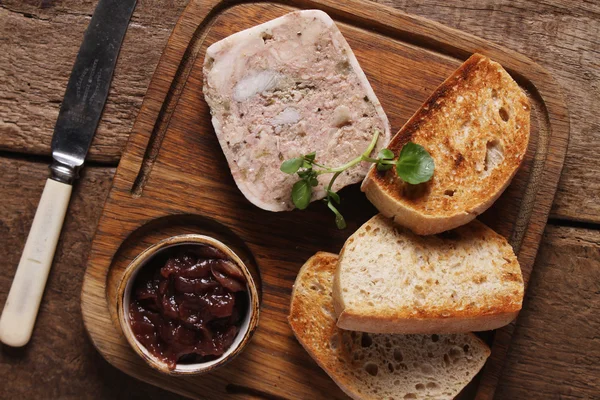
left=362, top=54, right=530, bottom=235
left=289, top=252, right=491, bottom=400
left=333, top=215, right=524, bottom=334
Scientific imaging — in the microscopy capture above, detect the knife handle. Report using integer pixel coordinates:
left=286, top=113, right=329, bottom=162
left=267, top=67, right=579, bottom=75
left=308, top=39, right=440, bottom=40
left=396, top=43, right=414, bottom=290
left=0, top=178, right=72, bottom=347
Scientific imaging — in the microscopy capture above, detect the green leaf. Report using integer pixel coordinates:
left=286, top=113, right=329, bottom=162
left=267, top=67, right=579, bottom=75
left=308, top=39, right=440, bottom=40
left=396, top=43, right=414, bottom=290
left=395, top=142, right=435, bottom=184
left=292, top=180, right=312, bottom=210
left=297, top=169, right=314, bottom=180
left=304, top=152, right=316, bottom=162
left=302, top=152, right=317, bottom=168
left=327, top=190, right=341, bottom=204
left=376, top=162, right=394, bottom=172
left=335, top=214, right=346, bottom=230
left=310, top=177, right=319, bottom=187
left=327, top=201, right=347, bottom=229
left=280, top=158, right=304, bottom=174
left=376, top=148, right=395, bottom=172
left=378, top=148, right=394, bottom=160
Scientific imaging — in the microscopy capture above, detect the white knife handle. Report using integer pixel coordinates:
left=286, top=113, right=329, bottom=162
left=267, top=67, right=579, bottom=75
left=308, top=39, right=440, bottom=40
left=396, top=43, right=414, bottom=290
left=0, top=178, right=72, bottom=347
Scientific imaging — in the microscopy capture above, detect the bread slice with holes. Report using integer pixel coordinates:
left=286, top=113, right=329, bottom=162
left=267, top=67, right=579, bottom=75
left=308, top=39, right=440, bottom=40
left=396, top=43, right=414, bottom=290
left=332, top=215, right=524, bottom=334
left=362, top=53, right=530, bottom=235
left=289, top=252, right=490, bottom=400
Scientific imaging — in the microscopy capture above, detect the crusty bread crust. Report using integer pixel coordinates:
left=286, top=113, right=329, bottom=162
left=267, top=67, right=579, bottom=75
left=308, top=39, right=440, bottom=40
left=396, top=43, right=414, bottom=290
left=333, top=215, right=524, bottom=334
left=362, top=53, right=530, bottom=235
left=290, top=252, right=372, bottom=400
left=290, top=252, right=491, bottom=400
left=337, top=310, right=519, bottom=334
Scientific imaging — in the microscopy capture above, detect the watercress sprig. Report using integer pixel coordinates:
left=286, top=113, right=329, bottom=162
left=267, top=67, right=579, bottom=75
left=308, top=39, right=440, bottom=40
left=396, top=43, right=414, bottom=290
left=280, top=129, right=434, bottom=228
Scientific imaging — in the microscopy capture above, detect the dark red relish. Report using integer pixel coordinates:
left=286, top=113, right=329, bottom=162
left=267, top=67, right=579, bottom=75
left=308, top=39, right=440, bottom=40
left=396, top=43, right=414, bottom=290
left=128, top=244, right=248, bottom=370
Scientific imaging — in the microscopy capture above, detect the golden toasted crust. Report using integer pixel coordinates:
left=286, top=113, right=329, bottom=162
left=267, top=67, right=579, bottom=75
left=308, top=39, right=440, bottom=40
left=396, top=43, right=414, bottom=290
left=333, top=216, right=524, bottom=334
left=289, top=252, right=370, bottom=399
left=288, top=253, right=341, bottom=369
left=289, top=252, right=492, bottom=399
left=362, top=54, right=531, bottom=235
left=337, top=310, right=519, bottom=334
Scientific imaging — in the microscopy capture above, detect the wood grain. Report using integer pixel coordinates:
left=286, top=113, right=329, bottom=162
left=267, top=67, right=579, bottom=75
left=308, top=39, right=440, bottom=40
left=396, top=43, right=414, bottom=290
left=79, top=1, right=568, bottom=398
left=0, top=158, right=178, bottom=399
left=0, top=0, right=188, bottom=163
left=0, top=1, right=597, bottom=399
left=1, top=165, right=597, bottom=399
left=1, top=0, right=598, bottom=222
left=497, top=225, right=600, bottom=399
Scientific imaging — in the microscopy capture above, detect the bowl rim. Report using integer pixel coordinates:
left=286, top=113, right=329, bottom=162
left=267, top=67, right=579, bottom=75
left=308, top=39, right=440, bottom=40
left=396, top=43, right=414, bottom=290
left=116, top=234, right=260, bottom=376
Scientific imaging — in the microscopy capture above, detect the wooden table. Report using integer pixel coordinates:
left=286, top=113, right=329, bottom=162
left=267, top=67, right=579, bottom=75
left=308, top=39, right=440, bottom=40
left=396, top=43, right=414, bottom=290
left=0, top=0, right=598, bottom=398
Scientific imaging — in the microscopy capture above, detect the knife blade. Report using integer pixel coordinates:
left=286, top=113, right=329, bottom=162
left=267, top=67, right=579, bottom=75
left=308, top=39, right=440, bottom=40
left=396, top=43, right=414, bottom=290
left=0, top=0, right=137, bottom=347
left=52, top=0, right=137, bottom=181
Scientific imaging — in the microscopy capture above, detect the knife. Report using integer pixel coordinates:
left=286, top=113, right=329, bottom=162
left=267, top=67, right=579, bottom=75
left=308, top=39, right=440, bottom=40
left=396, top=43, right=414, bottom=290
left=0, top=0, right=137, bottom=347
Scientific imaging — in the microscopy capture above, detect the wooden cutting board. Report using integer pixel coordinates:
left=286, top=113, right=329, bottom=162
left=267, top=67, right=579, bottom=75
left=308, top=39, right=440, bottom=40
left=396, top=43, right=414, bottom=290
left=80, top=0, right=569, bottom=398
